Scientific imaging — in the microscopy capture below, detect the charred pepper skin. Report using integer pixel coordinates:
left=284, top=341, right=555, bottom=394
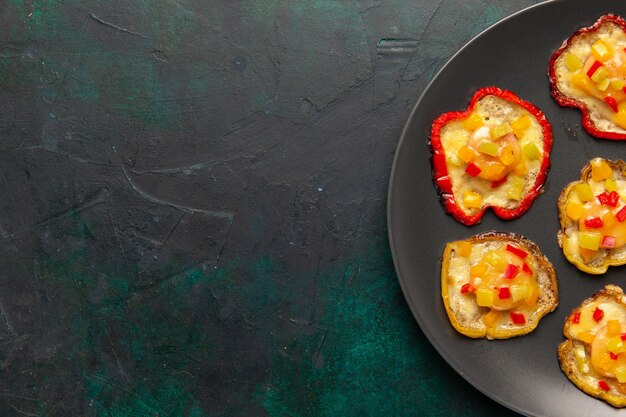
left=429, top=87, right=553, bottom=226
left=549, top=14, right=626, bottom=140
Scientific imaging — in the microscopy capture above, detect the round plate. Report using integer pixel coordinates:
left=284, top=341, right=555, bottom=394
left=388, top=1, right=626, bottom=416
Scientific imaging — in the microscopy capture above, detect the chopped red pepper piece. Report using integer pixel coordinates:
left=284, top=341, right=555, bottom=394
left=617, top=206, right=626, bottom=222
left=430, top=87, right=552, bottom=225
left=604, top=96, right=619, bottom=112
left=491, top=175, right=508, bottom=189
left=598, top=380, right=610, bottom=392
left=593, top=306, right=604, bottom=322
left=571, top=311, right=581, bottom=324
left=465, top=162, right=482, bottom=177
left=460, top=283, right=474, bottom=294
left=587, top=60, right=603, bottom=78
left=601, top=236, right=616, bottom=248
left=621, top=333, right=626, bottom=341
left=506, top=244, right=528, bottom=259
left=503, top=263, right=520, bottom=279
left=498, top=287, right=511, bottom=299
left=611, top=352, right=619, bottom=360
left=597, top=191, right=619, bottom=207
left=510, top=311, right=526, bottom=325
left=522, top=262, right=532, bottom=274
left=584, top=217, right=604, bottom=229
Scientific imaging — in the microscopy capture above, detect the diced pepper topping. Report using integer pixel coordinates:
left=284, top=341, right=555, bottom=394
left=522, top=262, right=532, bottom=274
left=566, top=200, right=584, bottom=220
left=579, top=231, right=602, bottom=251
left=458, top=241, right=472, bottom=257
left=593, top=306, right=605, bottom=322
left=482, top=309, right=500, bottom=327
left=617, top=206, right=626, bottom=222
left=605, top=177, right=618, bottom=193
left=604, top=96, right=619, bottom=112
left=503, top=263, right=519, bottom=279
left=579, top=331, right=595, bottom=344
left=490, top=122, right=512, bottom=139
left=601, top=236, right=616, bottom=248
left=476, top=288, right=494, bottom=307
left=507, top=176, right=525, bottom=201
left=499, top=145, right=517, bottom=166
left=498, top=287, right=511, bottom=299
left=598, top=380, right=610, bottom=392
left=617, top=367, right=626, bottom=383
left=591, top=39, right=613, bottom=62
left=611, top=352, right=619, bottom=360
left=575, top=345, right=590, bottom=373
left=463, top=113, right=483, bottom=131
left=506, top=244, right=528, bottom=259
left=510, top=284, right=529, bottom=302
left=460, top=283, right=473, bottom=294
left=615, top=109, right=626, bottom=130
left=603, top=212, right=617, bottom=228
left=591, top=65, right=608, bottom=83
left=571, top=311, right=581, bottom=324
left=521, top=141, right=541, bottom=160
left=584, top=217, right=603, bottom=229
left=483, top=163, right=505, bottom=179
left=597, top=78, right=610, bottom=91
left=484, top=251, right=505, bottom=268
left=511, top=115, right=531, bottom=136
left=470, top=263, right=487, bottom=278
left=608, top=320, right=622, bottom=336
left=606, top=337, right=625, bottom=354
left=597, top=191, right=619, bottom=207
left=478, top=140, right=499, bottom=157
left=587, top=60, right=603, bottom=78
left=463, top=190, right=482, bottom=209
left=591, top=159, right=613, bottom=181
left=611, top=79, right=625, bottom=91
left=458, top=145, right=478, bottom=163
left=510, top=311, right=526, bottom=325
left=565, top=53, right=584, bottom=71
left=491, top=176, right=508, bottom=189
left=575, top=183, right=594, bottom=202
left=622, top=334, right=626, bottom=341
left=465, top=162, right=481, bottom=177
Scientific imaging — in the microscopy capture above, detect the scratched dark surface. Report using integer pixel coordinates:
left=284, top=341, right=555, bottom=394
left=0, top=1, right=543, bottom=416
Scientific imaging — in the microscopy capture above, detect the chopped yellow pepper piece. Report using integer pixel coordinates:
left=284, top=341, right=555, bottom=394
left=458, top=241, right=472, bottom=258
left=591, top=66, right=608, bottom=83
left=490, top=122, right=512, bottom=139
left=565, top=53, right=584, bottom=71
left=617, top=367, right=626, bottom=383
left=578, top=331, right=595, bottom=344
left=511, top=115, right=532, bottom=137
left=507, top=176, right=525, bottom=201
left=606, top=177, right=618, bottom=193
left=463, top=190, right=482, bottom=209
left=566, top=200, right=584, bottom=220
left=575, top=345, right=590, bottom=373
left=608, top=320, right=622, bottom=336
left=484, top=251, right=505, bottom=269
left=615, top=109, right=626, bottom=130
left=611, top=79, right=625, bottom=91
left=482, top=309, right=500, bottom=327
left=478, top=140, right=499, bottom=157
left=470, top=263, right=487, bottom=278
left=603, top=211, right=617, bottom=229
left=499, top=145, right=517, bottom=166
left=579, top=232, right=602, bottom=251
left=575, top=183, right=594, bottom=202
left=510, top=284, right=529, bottom=302
left=463, top=113, right=483, bottom=131
left=591, top=159, right=613, bottom=181
left=458, top=146, right=478, bottom=163
left=591, top=39, right=614, bottom=62
left=607, top=337, right=626, bottom=354
left=597, top=78, right=610, bottom=91
left=522, top=141, right=541, bottom=160
left=476, top=288, right=494, bottom=307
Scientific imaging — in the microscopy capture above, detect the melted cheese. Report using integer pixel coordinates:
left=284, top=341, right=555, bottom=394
left=568, top=299, right=626, bottom=340
left=440, top=95, right=544, bottom=215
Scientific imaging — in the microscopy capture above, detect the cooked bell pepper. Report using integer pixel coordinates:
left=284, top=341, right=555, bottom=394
left=549, top=14, right=626, bottom=140
left=430, top=87, right=552, bottom=225
left=593, top=306, right=605, bottom=322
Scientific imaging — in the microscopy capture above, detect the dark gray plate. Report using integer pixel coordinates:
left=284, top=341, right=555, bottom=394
left=388, top=1, right=626, bottom=416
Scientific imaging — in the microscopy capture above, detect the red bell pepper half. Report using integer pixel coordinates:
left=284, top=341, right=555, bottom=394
left=430, top=87, right=552, bottom=225
left=548, top=14, right=626, bottom=140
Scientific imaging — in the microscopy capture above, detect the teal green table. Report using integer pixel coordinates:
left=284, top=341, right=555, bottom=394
left=0, top=1, right=542, bottom=415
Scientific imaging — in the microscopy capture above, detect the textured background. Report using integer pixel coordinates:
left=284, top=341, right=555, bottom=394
left=0, top=1, right=542, bottom=416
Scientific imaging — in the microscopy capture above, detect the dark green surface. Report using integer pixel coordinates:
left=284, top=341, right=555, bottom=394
left=0, top=1, right=542, bottom=415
